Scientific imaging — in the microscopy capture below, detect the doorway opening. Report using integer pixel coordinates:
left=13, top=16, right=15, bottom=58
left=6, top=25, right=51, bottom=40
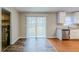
left=2, top=9, right=11, bottom=51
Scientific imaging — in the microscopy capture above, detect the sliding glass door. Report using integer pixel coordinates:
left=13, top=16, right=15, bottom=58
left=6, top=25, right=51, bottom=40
left=26, top=16, right=46, bottom=38
left=36, top=17, right=46, bottom=37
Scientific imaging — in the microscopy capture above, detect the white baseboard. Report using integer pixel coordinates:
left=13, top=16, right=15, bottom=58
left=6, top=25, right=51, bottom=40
left=11, top=36, right=57, bottom=45
left=19, top=36, right=56, bottom=39
left=11, top=37, right=20, bottom=44
left=18, top=37, right=26, bottom=39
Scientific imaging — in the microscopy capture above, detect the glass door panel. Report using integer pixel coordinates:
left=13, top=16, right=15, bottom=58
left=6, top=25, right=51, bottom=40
left=37, top=17, right=46, bottom=37
left=26, top=16, right=46, bottom=38
left=26, top=17, right=36, bottom=38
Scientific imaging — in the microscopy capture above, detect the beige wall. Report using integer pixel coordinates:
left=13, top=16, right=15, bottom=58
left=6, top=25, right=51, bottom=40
left=46, top=13, right=57, bottom=38
left=0, top=7, right=19, bottom=51
left=19, top=12, right=57, bottom=38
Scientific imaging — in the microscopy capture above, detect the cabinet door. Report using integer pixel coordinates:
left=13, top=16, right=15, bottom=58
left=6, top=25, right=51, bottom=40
left=58, top=12, right=66, bottom=23
left=74, top=12, right=79, bottom=24
left=70, top=29, right=79, bottom=39
left=56, top=29, right=62, bottom=40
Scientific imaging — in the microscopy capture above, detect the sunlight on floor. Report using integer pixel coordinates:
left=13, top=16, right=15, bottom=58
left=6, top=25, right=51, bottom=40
left=24, top=38, right=51, bottom=52
left=4, top=38, right=56, bottom=52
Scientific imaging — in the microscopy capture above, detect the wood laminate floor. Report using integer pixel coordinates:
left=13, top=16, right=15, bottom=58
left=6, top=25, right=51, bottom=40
left=4, top=38, right=56, bottom=52
left=48, top=38, right=79, bottom=52
left=4, top=38, right=79, bottom=52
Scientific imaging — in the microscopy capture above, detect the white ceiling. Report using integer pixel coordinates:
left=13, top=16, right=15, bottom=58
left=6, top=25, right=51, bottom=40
left=15, top=7, right=79, bottom=12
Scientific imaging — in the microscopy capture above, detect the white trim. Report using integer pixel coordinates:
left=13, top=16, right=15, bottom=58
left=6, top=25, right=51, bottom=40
left=11, top=37, right=19, bottom=44
left=18, top=37, right=26, bottom=39
left=19, top=37, right=56, bottom=39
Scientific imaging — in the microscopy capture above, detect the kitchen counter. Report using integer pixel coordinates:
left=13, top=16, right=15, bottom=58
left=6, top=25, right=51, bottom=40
left=62, top=29, right=70, bottom=31
left=56, top=27, right=79, bottom=40
left=56, top=25, right=79, bottom=29
left=70, top=29, right=79, bottom=39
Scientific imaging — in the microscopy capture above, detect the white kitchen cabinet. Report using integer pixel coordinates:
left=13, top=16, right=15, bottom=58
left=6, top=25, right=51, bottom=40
left=56, top=28, right=62, bottom=40
left=74, top=12, right=79, bottom=24
left=57, top=12, right=66, bottom=24
left=70, top=29, right=79, bottom=39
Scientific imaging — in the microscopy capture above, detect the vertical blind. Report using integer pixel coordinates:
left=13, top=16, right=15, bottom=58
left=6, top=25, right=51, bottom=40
left=26, top=16, right=46, bottom=38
